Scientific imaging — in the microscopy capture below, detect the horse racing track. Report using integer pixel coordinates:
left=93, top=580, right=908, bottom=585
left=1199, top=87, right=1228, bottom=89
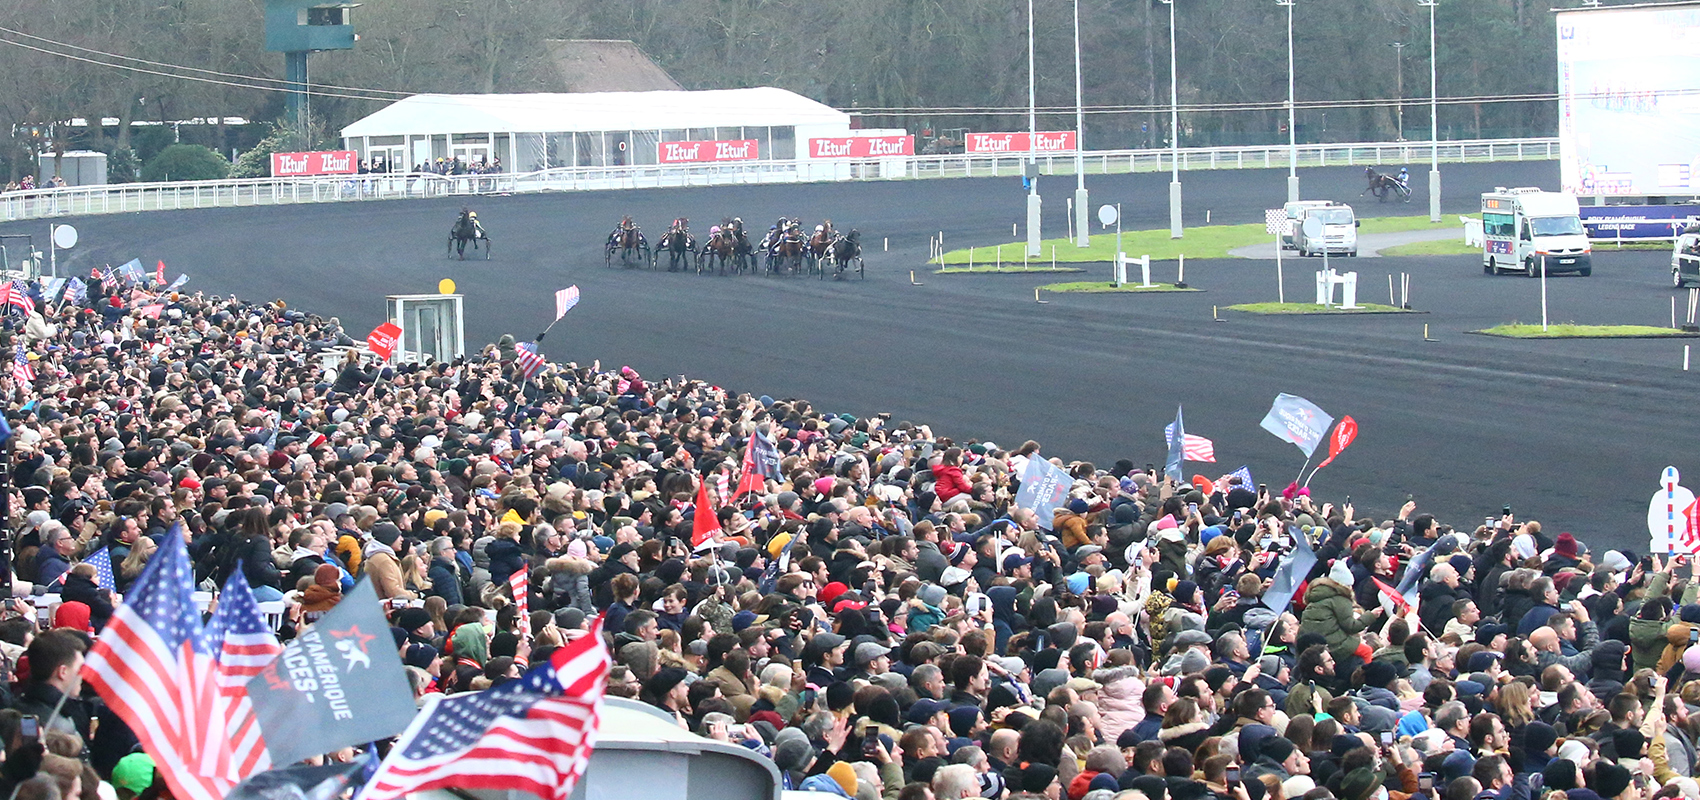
left=56, top=159, right=1696, bottom=549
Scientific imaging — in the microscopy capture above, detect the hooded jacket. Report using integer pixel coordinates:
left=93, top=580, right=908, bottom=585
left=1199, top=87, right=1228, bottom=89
left=1300, top=578, right=1370, bottom=661
left=1092, top=664, right=1146, bottom=744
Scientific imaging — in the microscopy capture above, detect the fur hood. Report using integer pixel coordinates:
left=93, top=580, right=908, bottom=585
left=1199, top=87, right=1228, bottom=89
left=1159, top=720, right=1209, bottom=741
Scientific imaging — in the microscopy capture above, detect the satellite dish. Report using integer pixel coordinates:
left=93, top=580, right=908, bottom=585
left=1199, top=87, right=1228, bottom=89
left=1301, top=217, right=1324, bottom=239
left=52, top=225, right=77, bottom=250
left=1097, top=205, right=1118, bottom=227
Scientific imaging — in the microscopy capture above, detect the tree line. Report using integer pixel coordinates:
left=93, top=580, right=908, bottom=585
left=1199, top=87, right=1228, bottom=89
left=0, top=0, right=1564, bottom=182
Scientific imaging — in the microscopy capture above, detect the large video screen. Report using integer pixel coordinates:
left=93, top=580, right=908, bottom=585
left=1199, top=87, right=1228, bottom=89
left=1558, top=4, right=1700, bottom=196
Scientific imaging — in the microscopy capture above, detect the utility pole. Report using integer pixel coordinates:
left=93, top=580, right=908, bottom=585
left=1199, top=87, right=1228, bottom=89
left=1161, top=0, right=1181, bottom=238
left=1421, top=0, right=1441, bottom=222
left=1278, top=0, right=1298, bottom=202
left=1391, top=42, right=1406, bottom=140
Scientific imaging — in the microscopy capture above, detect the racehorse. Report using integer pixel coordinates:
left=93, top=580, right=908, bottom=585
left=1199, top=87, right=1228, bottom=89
left=1362, top=167, right=1411, bottom=203
left=698, top=227, right=736, bottom=275
left=725, top=218, right=756, bottom=274
left=606, top=216, right=649, bottom=267
left=656, top=219, right=695, bottom=272
left=448, top=209, right=492, bottom=260
left=826, top=229, right=864, bottom=280
left=805, top=220, right=835, bottom=275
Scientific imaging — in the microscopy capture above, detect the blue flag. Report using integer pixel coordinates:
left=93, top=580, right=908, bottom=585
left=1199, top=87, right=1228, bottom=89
left=1164, top=405, right=1185, bottom=481
left=1259, top=393, right=1335, bottom=458
left=83, top=547, right=115, bottom=591
left=115, top=259, right=145, bottom=284
left=0, top=413, right=12, bottom=447
left=1014, top=456, right=1073, bottom=529
left=65, top=277, right=87, bottom=306
left=1261, top=526, right=1318, bottom=621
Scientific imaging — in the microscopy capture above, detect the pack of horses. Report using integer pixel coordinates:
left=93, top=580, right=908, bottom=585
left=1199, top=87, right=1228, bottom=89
left=609, top=217, right=864, bottom=279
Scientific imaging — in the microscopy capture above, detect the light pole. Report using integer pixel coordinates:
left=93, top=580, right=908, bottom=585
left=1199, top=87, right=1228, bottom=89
left=1391, top=42, right=1406, bottom=140
left=1420, top=0, right=1441, bottom=222
left=1278, top=0, right=1298, bottom=202
left=1026, top=0, right=1042, bottom=257
left=1161, top=0, right=1181, bottom=239
left=1073, top=0, right=1089, bottom=247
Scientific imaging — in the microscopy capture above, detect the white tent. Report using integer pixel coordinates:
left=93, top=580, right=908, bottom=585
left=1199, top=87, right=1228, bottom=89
left=340, top=88, right=853, bottom=173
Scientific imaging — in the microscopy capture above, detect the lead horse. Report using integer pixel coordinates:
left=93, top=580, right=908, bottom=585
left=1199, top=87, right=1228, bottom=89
left=447, top=209, right=492, bottom=260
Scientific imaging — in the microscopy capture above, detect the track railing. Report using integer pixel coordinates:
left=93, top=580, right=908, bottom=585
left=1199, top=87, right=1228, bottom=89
left=0, top=137, right=1558, bottom=222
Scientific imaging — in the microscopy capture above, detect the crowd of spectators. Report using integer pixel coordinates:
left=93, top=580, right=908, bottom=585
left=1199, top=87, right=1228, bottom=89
left=0, top=273, right=1691, bottom=800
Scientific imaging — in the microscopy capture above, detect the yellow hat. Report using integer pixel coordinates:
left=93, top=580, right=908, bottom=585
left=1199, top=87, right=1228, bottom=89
left=424, top=509, right=448, bottom=528
left=766, top=531, right=793, bottom=559
left=825, top=762, right=858, bottom=797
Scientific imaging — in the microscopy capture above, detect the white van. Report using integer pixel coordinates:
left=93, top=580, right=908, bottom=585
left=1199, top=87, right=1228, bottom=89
left=1292, top=203, right=1359, bottom=257
left=1673, top=225, right=1700, bottom=287
left=1480, top=188, right=1591, bottom=276
left=1281, top=200, right=1337, bottom=250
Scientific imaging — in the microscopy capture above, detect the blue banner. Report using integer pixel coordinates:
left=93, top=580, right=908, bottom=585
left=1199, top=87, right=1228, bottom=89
left=1260, top=393, right=1334, bottom=458
left=1015, top=456, right=1073, bottom=529
left=1580, top=206, right=1700, bottom=241
left=1262, top=527, right=1317, bottom=621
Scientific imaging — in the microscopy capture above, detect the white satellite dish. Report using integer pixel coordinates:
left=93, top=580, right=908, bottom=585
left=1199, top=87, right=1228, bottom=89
left=1301, top=216, right=1324, bottom=240
left=1097, top=205, right=1118, bottom=227
left=52, top=224, right=77, bottom=250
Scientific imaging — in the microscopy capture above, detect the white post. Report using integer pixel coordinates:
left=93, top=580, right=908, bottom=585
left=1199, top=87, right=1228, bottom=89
left=1140, top=255, right=1153, bottom=288
left=1163, top=0, right=1182, bottom=239
left=1389, top=273, right=1397, bottom=306
left=1281, top=0, right=1298, bottom=202
left=1177, top=254, right=1186, bottom=287
left=1688, top=345, right=1692, bottom=371
left=1340, top=271, right=1360, bottom=309
left=1423, top=0, right=1441, bottom=223
left=1275, top=232, right=1285, bottom=304
left=1074, top=0, right=1089, bottom=247
left=1115, top=253, right=1126, bottom=287
left=1540, top=254, right=1549, bottom=332
left=1026, top=0, right=1042, bottom=256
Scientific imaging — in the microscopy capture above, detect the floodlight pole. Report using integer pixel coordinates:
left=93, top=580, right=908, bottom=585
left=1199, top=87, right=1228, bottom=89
left=1026, top=0, right=1042, bottom=257
left=1074, top=0, right=1089, bottom=247
left=1163, top=0, right=1181, bottom=239
left=1421, top=0, right=1441, bottom=222
left=1279, top=0, right=1298, bottom=202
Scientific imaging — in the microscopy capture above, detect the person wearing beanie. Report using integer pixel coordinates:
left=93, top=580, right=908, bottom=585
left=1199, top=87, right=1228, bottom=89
left=641, top=666, right=690, bottom=724
left=1245, top=735, right=1308, bottom=784
left=1300, top=561, right=1382, bottom=667
left=364, top=522, right=414, bottom=602
left=1592, top=762, right=1633, bottom=800
left=1015, top=764, right=1059, bottom=799
left=773, top=736, right=816, bottom=790
left=396, top=606, right=435, bottom=644
left=298, top=563, right=344, bottom=624
left=910, top=584, right=947, bottom=633
left=1521, top=721, right=1558, bottom=774
left=1338, top=767, right=1380, bottom=800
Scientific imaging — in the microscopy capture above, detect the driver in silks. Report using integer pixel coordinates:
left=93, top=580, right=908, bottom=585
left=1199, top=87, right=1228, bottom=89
left=608, top=215, right=638, bottom=246
left=1396, top=167, right=1410, bottom=189
left=467, top=210, right=486, bottom=238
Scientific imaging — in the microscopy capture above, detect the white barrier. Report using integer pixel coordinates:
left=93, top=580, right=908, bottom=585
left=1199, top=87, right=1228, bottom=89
left=1315, top=269, right=1361, bottom=308
left=1462, top=216, right=1484, bottom=247
left=0, top=136, right=1559, bottom=223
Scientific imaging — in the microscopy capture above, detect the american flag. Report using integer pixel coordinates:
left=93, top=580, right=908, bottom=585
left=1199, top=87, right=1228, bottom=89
left=65, top=277, right=87, bottom=306
left=509, top=567, right=529, bottom=634
left=363, top=614, right=610, bottom=800
left=554, top=285, right=580, bottom=320
left=1215, top=465, right=1254, bottom=496
left=199, top=567, right=283, bottom=781
left=83, top=548, right=115, bottom=591
left=90, top=265, right=111, bottom=289
left=1163, top=423, right=1217, bottom=463
left=12, top=343, right=34, bottom=388
left=81, top=526, right=234, bottom=800
left=514, top=342, right=547, bottom=381
left=0, top=281, right=34, bottom=316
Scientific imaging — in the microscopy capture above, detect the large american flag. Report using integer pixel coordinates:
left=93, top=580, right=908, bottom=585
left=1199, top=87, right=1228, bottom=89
left=82, top=526, right=233, bottom=800
left=1163, top=422, right=1217, bottom=463
left=554, top=285, right=580, bottom=320
left=515, top=342, right=547, bottom=381
left=199, top=567, right=282, bottom=781
left=0, top=281, right=34, bottom=316
left=363, top=614, right=610, bottom=800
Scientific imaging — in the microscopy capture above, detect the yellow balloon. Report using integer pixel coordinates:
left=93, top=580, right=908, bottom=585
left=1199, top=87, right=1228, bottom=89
left=438, top=278, right=457, bottom=295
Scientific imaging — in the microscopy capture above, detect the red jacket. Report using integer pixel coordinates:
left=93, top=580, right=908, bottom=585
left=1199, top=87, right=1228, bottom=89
left=933, top=463, right=972, bottom=502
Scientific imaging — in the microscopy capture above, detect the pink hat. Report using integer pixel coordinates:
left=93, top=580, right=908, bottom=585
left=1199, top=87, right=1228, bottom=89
left=814, top=477, right=836, bottom=495
left=1156, top=514, right=1179, bottom=531
left=1685, top=644, right=1700, bottom=673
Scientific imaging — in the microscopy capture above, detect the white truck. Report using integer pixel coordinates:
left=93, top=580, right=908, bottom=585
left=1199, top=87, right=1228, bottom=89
left=1480, top=188, right=1592, bottom=277
left=1291, top=202, right=1358, bottom=257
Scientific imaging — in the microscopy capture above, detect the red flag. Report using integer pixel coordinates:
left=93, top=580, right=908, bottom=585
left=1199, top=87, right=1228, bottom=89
left=155, top=260, right=166, bottom=284
left=138, top=304, right=164, bottom=319
left=1312, top=416, right=1358, bottom=471
left=1684, top=500, right=1700, bottom=553
left=366, top=322, right=402, bottom=360
left=691, top=481, right=721, bottom=547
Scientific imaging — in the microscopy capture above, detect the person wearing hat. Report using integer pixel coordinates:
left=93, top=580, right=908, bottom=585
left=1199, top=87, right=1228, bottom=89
left=801, top=633, right=848, bottom=688
left=1244, top=735, right=1309, bottom=785
left=1055, top=498, right=1092, bottom=550
left=110, top=753, right=156, bottom=800
left=364, top=522, right=415, bottom=602
left=1009, top=763, right=1058, bottom=800
left=641, top=666, right=691, bottom=726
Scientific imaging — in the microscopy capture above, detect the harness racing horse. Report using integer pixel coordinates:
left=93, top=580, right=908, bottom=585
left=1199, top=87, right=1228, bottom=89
left=725, top=218, right=757, bottom=274
left=656, top=219, right=696, bottom=272
left=1361, top=168, right=1411, bottom=203
left=605, top=216, right=650, bottom=267
left=805, top=221, right=836, bottom=276
left=698, top=228, right=737, bottom=275
left=447, top=209, right=492, bottom=260
left=825, top=229, right=864, bottom=280
left=769, top=224, right=806, bottom=276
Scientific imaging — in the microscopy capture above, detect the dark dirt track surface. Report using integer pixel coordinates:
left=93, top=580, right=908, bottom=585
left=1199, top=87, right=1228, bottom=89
left=39, top=159, right=1699, bottom=551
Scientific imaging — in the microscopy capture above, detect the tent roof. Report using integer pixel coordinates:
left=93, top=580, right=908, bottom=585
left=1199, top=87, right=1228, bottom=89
left=341, top=88, right=849, bottom=138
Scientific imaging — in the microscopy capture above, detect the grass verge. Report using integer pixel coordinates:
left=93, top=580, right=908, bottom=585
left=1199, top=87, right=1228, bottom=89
left=1040, top=281, right=1197, bottom=293
left=935, top=266, right=1084, bottom=274
left=1380, top=239, right=1480, bottom=257
left=1475, top=323, right=1695, bottom=338
left=1228, top=302, right=1411, bottom=315
left=937, top=214, right=1461, bottom=264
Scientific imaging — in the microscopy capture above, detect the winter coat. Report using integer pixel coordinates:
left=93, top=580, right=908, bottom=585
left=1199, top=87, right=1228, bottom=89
left=485, top=538, right=526, bottom=587
left=544, top=556, right=595, bottom=614
left=1500, top=588, right=1535, bottom=629
left=363, top=545, right=412, bottom=601
left=426, top=556, right=465, bottom=607
left=703, top=665, right=757, bottom=720
left=60, top=573, right=113, bottom=631
left=932, top=464, right=972, bottom=503
left=915, top=542, right=947, bottom=584
left=1300, top=578, right=1370, bottom=662
left=1053, top=511, right=1090, bottom=550
left=1630, top=616, right=1673, bottom=673
left=1092, top=664, right=1146, bottom=744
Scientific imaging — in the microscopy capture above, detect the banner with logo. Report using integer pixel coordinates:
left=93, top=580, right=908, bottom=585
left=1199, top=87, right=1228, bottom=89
left=366, top=322, right=402, bottom=361
left=964, top=131, right=1078, bottom=154
left=245, top=579, right=414, bottom=766
left=658, top=139, right=759, bottom=164
left=1259, top=393, right=1335, bottom=458
left=808, top=135, right=915, bottom=158
left=271, top=151, right=358, bottom=177
left=1014, top=456, right=1073, bottom=529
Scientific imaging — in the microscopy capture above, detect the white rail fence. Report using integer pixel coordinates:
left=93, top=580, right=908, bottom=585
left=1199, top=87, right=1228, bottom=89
left=0, top=137, right=1558, bottom=223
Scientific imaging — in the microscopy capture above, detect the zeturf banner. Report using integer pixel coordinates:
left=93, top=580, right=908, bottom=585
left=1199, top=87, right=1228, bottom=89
left=658, top=139, right=759, bottom=164
left=964, top=132, right=1078, bottom=154
left=808, top=136, right=915, bottom=158
left=271, top=151, right=358, bottom=177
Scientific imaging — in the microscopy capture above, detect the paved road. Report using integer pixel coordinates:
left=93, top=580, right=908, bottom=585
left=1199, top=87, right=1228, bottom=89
left=46, top=159, right=1697, bottom=552
left=1228, top=227, right=1464, bottom=260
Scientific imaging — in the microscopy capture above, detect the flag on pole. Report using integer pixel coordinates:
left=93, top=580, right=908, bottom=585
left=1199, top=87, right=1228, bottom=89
left=734, top=428, right=781, bottom=498
left=1310, top=415, right=1359, bottom=473
left=65, top=277, right=87, bottom=306
left=1164, top=406, right=1187, bottom=480
left=1163, top=422, right=1217, bottom=463
left=167, top=274, right=191, bottom=293
left=509, top=569, right=529, bottom=634
left=115, top=259, right=146, bottom=285
left=1259, top=393, right=1334, bottom=457
left=138, top=304, right=165, bottom=320
left=1371, top=575, right=1419, bottom=616
left=155, top=260, right=166, bottom=284
left=0, top=281, right=34, bottom=316
left=199, top=567, right=282, bottom=781
left=1262, top=528, right=1317, bottom=620
left=554, top=285, right=580, bottom=320
left=362, top=614, right=611, bottom=800
left=12, top=343, right=34, bottom=388
left=691, top=480, right=721, bottom=547
left=40, top=276, right=66, bottom=305
left=82, top=526, right=234, bottom=800
left=83, top=548, right=115, bottom=592
left=515, top=342, right=547, bottom=381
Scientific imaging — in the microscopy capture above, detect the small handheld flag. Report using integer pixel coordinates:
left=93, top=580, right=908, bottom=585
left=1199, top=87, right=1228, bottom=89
left=554, top=285, right=580, bottom=320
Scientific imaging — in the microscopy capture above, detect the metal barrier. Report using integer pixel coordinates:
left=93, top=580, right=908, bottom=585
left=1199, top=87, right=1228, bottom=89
left=0, top=137, right=1558, bottom=223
